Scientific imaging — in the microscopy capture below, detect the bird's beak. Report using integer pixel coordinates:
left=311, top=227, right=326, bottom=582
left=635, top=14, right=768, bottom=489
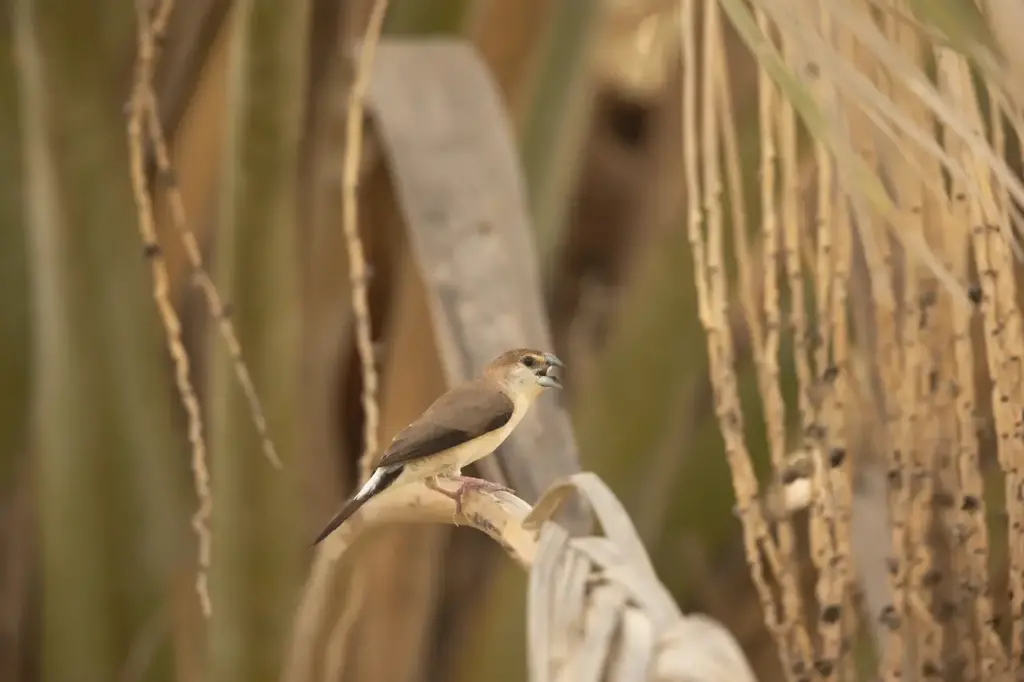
left=543, top=352, right=565, bottom=369
left=536, top=353, right=565, bottom=389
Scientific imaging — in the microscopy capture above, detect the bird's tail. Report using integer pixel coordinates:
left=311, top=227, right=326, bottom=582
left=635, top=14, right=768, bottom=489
left=311, top=466, right=402, bottom=546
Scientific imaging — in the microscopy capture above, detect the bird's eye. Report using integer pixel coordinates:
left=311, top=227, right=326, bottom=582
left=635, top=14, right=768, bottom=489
left=521, top=356, right=536, bottom=368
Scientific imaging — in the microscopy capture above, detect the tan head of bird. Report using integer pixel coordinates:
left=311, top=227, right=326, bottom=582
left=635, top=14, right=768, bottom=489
left=484, top=348, right=566, bottom=396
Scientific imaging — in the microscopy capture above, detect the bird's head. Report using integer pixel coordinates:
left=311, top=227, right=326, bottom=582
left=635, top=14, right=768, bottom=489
left=485, top=348, right=566, bottom=399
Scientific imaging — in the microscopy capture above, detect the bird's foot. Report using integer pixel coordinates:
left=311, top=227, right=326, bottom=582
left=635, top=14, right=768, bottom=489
left=451, top=476, right=514, bottom=517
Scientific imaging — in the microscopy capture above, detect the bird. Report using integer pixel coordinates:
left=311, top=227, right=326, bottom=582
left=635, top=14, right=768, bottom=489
left=311, top=348, right=565, bottom=545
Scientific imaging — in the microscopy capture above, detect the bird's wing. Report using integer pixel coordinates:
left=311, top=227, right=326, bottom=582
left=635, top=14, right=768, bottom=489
left=376, top=378, right=515, bottom=469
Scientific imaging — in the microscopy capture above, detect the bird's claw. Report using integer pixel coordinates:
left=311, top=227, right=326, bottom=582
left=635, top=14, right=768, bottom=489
left=454, top=476, right=513, bottom=496
left=451, top=476, right=514, bottom=518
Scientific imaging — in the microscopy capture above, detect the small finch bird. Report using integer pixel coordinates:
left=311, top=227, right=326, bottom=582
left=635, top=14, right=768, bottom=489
left=312, top=348, right=565, bottom=545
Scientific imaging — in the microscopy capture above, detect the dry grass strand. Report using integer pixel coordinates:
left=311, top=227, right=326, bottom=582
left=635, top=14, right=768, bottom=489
left=320, top=1, right=389, bottom=679
left=683, top=1, right=807, bottom=676
left=141, top=3, right=284, bottom=473
left=344, top=0, right=388, bottom=482
left=751, top=5, right=814, bottom=672
left=127, top=0, right=213, bottom=619
left=942, top=49, right=1024, bottom=668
